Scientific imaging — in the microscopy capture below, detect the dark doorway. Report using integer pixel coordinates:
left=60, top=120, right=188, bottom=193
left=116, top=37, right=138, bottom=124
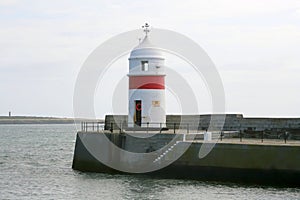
left=134, top=100, right=142, bottom=127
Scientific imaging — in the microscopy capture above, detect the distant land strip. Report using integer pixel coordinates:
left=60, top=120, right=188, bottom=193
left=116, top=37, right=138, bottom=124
left=0, top=116, right=103, bottom=124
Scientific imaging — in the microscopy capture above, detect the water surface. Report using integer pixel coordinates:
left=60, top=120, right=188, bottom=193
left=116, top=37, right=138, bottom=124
left=0, top=124, right=299, bottom=199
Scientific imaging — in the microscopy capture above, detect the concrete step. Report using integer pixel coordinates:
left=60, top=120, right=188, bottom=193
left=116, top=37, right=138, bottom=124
left=153, top=142, right=181, bottom=163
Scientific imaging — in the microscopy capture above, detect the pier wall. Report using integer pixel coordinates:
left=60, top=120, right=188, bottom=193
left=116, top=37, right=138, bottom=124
left=72, top=132, right=300, bottom=186
left=104, top=114, right=300, bottom=132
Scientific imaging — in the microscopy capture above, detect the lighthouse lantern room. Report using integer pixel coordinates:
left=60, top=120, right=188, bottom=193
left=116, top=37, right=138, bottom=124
left=128, top=23, right=166, bottom=128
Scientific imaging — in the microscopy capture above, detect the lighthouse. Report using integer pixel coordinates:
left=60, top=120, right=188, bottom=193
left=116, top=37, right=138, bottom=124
left=128, top=23, right=166, bottom=128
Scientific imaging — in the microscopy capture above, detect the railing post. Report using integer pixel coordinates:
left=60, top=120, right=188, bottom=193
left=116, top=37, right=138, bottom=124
left=187, top=123, right=189, bottom=134
left=110, top=122, right=113, bottom=133
left=159, top=123, right=162, bottom=133
left=120, top=122, right=122, bottom=134
left=92, top=122, right=94, bottom=131
left=173, top=123, right=176, bottom=134
left=147, top=122, right=149, bottom=134
left=220, top=131, right=223, bottom=141
left=284, top=131, right=288, bottom=144
left=261, top=131, right=264, bottom=143
left=239, top=130, right=242, bottom=142
left=97, top=122, right=99, bottom=132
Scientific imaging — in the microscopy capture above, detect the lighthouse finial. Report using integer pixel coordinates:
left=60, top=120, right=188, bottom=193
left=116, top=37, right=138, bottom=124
left=142, top=23, right=150, bottom=36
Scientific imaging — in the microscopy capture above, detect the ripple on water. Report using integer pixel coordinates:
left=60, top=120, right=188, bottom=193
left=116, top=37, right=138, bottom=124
left=0, top=124, right=299, bottom=200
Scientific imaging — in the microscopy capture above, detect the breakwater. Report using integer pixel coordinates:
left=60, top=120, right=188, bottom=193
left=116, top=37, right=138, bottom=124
left=72, top=114, right=300, bottom=186
left=72, top=131, right=300, bottom=186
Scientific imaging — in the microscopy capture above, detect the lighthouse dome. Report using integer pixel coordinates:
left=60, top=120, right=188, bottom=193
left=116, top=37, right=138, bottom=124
left=129, top=36, right=164, bottom=59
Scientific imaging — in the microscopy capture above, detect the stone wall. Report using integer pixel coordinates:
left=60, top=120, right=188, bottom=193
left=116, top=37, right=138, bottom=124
left=105, top=114, right=300, bottom=133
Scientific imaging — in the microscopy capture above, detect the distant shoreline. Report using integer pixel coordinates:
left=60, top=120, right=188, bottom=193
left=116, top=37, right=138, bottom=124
left=0, top=116, right=103, bottom=124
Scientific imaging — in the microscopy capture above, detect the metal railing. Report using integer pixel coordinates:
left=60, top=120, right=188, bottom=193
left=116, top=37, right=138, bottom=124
left=80, top=121, right=299, bottom=144
left=81, top=121, right=105, bottom=132
left=81, top=121, right=199, bottom=134
left=231, top=130, right=291, bottom=144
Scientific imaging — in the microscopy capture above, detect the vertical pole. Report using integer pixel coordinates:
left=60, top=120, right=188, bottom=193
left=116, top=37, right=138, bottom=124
left=173, top=123, right=176, bottom=134
left=110, top=123, right=113, bottom=133
left=284, top=131, right=288, bottom=144
left=147, top=122, right=149, bottom=134
left=160, top=123, right=162, bottom=133
left=220, top=131, right=223, bottom=141
left=187, top=123, right=189, bottom=134
left=261, top=131, right=264, bottom=143
left=92, top=122, right=94, bottom=131
left=120, top=122, right=122, bottom=134
left=97, top=122, right=99, bottom=132
left=240, top=130, right=242, bottom=142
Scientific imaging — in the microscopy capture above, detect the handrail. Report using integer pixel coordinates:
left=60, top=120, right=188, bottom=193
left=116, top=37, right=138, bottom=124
left=80, top=121, right=195, bottom=134
left=79, top=121, right=298, bottom=144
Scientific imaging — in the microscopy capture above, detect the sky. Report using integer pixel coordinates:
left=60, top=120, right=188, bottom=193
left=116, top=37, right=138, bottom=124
left=0, top=0, right=299, bottom=118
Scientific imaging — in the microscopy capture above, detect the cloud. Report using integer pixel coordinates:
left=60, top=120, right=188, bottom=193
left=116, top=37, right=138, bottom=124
left=0, top=0, right=299, bottom=117
left=0, top=0, right=19, bottom=6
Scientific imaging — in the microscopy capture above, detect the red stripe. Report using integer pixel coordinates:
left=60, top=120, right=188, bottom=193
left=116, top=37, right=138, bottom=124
left=129, top=76, right=165, bottom=89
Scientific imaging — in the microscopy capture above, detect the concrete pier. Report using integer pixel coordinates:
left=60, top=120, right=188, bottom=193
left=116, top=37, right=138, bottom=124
left=72, top=132, right=300, bottom=186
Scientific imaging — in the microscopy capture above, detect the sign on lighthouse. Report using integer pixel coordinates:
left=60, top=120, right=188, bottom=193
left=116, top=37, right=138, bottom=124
left=128, top=23, right=166, bottom=128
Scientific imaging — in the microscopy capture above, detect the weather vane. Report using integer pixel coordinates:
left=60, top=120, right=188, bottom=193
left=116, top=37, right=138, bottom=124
left=142, top=23, right=150, bottom=36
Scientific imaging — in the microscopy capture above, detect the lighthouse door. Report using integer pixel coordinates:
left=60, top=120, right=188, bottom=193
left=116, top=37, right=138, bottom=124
left=134, top=100, right=142, bottom=127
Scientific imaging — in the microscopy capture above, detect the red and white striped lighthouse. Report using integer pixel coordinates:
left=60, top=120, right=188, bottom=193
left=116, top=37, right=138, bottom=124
left=128, top=23, right=166, bottom=127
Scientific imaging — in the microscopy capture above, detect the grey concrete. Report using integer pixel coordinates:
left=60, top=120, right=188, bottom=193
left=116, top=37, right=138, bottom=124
left=105, top=114, right=300, bottom=134
left=72, top=132, right=300, bottom=186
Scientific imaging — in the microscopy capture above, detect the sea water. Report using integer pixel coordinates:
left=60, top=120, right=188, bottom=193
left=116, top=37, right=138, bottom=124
left=0, top=124, right=299, bottom=200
